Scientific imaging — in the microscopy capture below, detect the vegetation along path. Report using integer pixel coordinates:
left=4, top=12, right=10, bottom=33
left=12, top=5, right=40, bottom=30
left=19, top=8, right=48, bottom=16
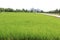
left=40, top=13, right=60, bottom=18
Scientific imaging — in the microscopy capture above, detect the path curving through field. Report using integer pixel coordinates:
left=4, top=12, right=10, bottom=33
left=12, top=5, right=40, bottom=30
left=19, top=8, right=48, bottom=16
left=40, top=13, right=60, bottom=18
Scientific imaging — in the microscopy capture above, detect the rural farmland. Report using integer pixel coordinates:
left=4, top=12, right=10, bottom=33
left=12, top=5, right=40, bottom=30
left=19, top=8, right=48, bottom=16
left=0, top=12, right=60, bottom=40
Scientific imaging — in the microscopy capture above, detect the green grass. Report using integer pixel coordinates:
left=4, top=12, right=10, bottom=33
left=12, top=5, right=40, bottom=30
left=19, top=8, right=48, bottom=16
left=0, top=12, right=60, bottom=40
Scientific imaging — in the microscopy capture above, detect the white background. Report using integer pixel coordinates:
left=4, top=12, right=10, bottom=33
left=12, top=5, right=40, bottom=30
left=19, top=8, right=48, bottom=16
left=0, top=0, right=60, bottom=11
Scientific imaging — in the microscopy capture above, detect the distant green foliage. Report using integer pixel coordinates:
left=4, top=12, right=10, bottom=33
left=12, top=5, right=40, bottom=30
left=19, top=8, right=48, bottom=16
left=48, top=9, right=60, bottom=14
left=1, top=8, right=60, bottom=14
left=0, top=8, right=44, bottom=13
left=4, top=8, right=14, bottom=12
left=0, top=12, right=60, bottom=40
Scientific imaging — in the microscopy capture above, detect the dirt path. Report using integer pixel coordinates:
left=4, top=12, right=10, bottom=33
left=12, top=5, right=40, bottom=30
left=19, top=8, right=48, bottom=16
left=40, top=13, right=60, bottom=18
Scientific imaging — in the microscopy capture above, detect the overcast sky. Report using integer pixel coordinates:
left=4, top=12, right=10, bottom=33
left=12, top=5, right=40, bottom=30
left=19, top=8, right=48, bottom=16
left=0, top=0, right=60, bottom=11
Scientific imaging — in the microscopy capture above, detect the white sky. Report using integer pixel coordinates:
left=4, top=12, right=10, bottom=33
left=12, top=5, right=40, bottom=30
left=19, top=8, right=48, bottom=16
left=0, top=0, right=60, bottom=11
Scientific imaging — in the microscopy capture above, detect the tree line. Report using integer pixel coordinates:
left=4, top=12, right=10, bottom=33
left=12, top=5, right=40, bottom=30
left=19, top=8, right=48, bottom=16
left=0, top=8, right=44, bottom=13
left=47, top=9, right=60, bottom=13
left=0, top=8, right=60, bottom=14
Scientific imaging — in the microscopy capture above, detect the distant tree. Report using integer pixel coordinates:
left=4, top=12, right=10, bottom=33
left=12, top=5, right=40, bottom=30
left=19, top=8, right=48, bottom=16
left=30, top=10, right=33, bottom=12
left=5, top=8, right=14, bottom=12
left=30, top=8, right=35, bottom=12
left=35, top=9, right=40, bottom=13
left=15, top=9, right=22, bottom=12
left=58, top=9, right=60, bottom=12
left=0, top=8, right=5, bottom=12
left=54, top=9, right=59, bottom=13
left=22, top=9, right=26, bottom=12
left=40, top=10, right=44, bottom=13
left=25, top=9, right=27, bottom=12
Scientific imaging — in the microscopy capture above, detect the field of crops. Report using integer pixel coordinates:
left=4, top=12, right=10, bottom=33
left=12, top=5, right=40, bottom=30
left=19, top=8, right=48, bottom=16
left=0, top=12, right=60, bottom=40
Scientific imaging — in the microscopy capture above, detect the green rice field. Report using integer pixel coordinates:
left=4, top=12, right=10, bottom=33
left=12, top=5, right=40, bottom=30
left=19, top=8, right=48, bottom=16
left=0, top=12, right=60, bottom=40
